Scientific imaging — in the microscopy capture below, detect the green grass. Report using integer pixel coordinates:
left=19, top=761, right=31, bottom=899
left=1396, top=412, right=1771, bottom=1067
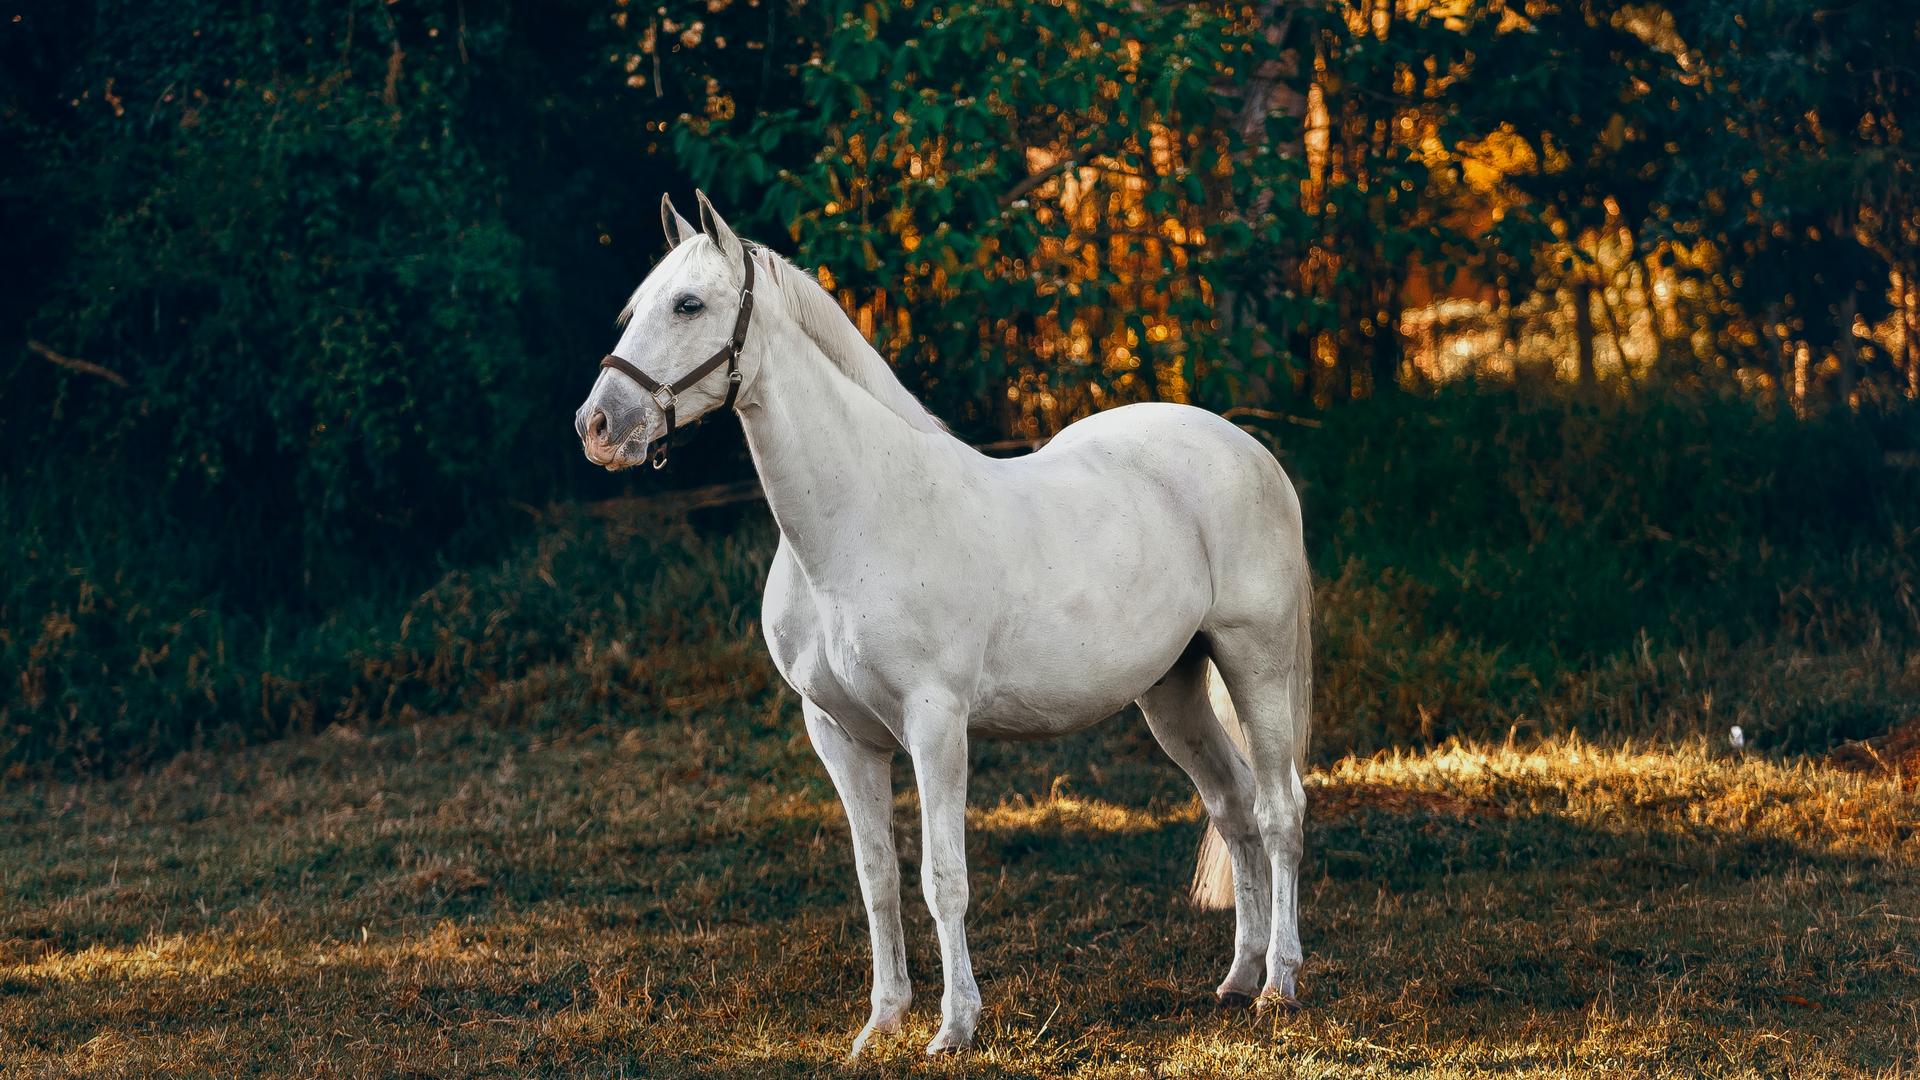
left=0, top=681, right=1914, bottom=1077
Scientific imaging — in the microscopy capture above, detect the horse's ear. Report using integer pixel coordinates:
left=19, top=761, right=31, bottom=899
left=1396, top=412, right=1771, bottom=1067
left=660, top=194, right=697, bottom=250
left=694, top=189, right=744, bottom=264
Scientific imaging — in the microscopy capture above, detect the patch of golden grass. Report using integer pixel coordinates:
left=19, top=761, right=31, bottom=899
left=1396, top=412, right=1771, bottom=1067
left=0, top=710, right=1914, bottom=1077
left=1323, top=737, right=1920, bottom=855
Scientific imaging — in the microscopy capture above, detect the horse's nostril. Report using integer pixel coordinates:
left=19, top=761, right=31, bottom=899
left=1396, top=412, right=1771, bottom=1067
left=587, top=410, right=609, bottom=442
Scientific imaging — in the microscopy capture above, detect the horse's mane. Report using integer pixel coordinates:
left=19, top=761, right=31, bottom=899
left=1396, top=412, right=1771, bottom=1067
left=759, top=249, right=950, bottom=436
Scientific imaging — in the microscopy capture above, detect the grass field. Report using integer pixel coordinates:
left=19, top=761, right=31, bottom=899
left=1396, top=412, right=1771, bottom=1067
left=5, top=393, right=1918, bottom=1076
left=2, top=676, right=1915, bottom=1077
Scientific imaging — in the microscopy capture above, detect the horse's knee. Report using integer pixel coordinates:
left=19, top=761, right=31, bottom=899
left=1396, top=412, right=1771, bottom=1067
left=1215, top=817, right=1262, bottom=854
left=1198, top=789, right=1257, bottom=837
left=921, top=863, right=970, bottom=922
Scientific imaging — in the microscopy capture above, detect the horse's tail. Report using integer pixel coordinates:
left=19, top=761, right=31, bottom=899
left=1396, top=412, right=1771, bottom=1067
left=1188, top=594, right=1312, bottom=910
left=1189, top=659, right=1248, bottom=910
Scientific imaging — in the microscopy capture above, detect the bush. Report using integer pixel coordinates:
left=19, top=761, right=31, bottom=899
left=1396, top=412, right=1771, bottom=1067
left=1, top=483, right=771, bottom=773
left=1281, top=387, right=1920, bottom=755
left=3, top=1, right=756, bottom=596
left=6, top=386, right=1916, bottom=774
left=1284, top=387, right=1919, bottom=660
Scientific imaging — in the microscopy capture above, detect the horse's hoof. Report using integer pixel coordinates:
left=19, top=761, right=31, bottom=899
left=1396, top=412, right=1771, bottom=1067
left=849, top=1007, right=908, bottom=1060
left=925, top=1029, right=974, bottom=1055
left=1256, top=990, right=1302, bottom=1015
left=1217, top=989, right=1256, bottom=1009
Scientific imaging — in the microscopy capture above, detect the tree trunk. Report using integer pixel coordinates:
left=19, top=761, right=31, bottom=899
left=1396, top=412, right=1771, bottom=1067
left=1214, top=1, right=1309, bottom=404
left=1760, top=301, right=1789, bottom=402
left=1371, top=292, right=1403, bottom=395
left=1572, top=279, right=1598, bottom=391
left=1597, top=279, right=1631, bottom=384
left=1834, top=290, right=1860, bottom=407
left=1896, top=272, right=1912, bottom=399
left=1322, top=329, right=1349, bottom=404
left=1641, top=253, right=1670, bottom=348
left=1501, top=282, right=1523, bottom=362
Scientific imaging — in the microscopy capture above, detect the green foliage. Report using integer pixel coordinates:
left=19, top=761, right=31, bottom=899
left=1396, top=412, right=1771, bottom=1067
left=1670, top=0, right=1914, bottom=355
left=0, top=478, right=770, bottom=771
left=682, top=0, right=1304, bottom=431
left=7, top=390, right=1914, bottom=771
left=667, top=0, right=1915, bottom=409
left=7, top=4, right=547, bottom=584
left=681, top=0, right=1508, bottom=418
left=2, top=1, right=779, bottom=589
left=1290, top=388, right=1918, bottom=658
left=1280, top=389, right=1920, bottom=752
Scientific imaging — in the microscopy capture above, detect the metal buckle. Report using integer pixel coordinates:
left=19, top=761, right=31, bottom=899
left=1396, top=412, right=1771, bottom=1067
left=651, top=385, right=676, bottom=412
left=650, top=441, right=669, bottom=469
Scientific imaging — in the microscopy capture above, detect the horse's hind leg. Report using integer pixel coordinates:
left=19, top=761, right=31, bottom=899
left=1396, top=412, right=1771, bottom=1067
left=1137, top=650, right=1270, bottom=1003
left=1206, top=608, right=1311, bottom=1007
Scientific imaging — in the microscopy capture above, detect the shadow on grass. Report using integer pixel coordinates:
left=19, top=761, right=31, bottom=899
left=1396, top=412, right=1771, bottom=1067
left=0, top=720, right=1912, bottom=1077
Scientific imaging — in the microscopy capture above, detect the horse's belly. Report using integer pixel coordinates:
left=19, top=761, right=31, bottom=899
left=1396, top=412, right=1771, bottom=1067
left=965, top=658, right=1178, bottom=739
left=965, top=693, right=1129, bottom=740
left=771, top=590, right=1184, bottom=745
left=967, top=601, right=1205, bottom=739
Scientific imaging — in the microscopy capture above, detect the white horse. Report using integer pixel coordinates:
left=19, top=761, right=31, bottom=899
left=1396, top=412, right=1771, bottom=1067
left=575, top=193, right=1313, bottom=1058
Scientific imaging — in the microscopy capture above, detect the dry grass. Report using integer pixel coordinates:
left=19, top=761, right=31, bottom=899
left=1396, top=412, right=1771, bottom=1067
left=0, top=690, right=1915, bottom=1077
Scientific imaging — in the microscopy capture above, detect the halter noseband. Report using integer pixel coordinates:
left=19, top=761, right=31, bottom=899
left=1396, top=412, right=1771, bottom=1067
left=600, top=242, right=757, bottom=469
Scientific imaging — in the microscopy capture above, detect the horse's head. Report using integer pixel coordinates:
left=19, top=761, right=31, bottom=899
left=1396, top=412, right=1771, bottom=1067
left=575, top=191, right=757, bottom=470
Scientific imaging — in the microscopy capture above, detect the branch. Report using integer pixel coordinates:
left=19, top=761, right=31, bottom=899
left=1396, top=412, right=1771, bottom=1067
left=1222, top=405, right=1322, bottom=427
left=1001, top=136, right=1126, bottom=206
left=1002, top=158, right=1077, bottom=206
left=1083, top=227, right=1194, bottom=249
left=27, top=340, right=131, bottom=389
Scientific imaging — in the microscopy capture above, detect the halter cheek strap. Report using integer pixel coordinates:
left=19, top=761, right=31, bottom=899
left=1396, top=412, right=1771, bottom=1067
left=600, top=242, right=757, bottom=469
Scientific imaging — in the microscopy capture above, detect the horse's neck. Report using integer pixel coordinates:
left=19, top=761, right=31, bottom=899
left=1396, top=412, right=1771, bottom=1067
left=738, top=323, right=963, bottom=580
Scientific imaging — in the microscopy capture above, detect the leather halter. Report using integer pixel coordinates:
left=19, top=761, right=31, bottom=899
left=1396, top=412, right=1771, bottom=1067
left=600, top=242, right=756, bottom=469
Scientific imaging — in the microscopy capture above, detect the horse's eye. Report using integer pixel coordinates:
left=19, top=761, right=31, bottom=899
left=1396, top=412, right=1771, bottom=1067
left=674, top=296, right=705, bottom=316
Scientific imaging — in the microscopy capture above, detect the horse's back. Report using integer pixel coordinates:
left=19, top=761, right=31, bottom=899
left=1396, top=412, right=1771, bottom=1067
left=1033, top=402, right=1306, bottom=584
left=1038, top=403, right=1288, bottom=498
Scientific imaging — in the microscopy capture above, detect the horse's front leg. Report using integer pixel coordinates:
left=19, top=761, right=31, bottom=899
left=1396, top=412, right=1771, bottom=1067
left=803, top=700, right=911, bottom=1059
left=905, top=702, right=980, bottom=1054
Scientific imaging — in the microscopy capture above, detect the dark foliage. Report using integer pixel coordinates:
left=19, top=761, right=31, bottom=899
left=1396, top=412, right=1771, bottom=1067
left=6, top=390, right=1914, bottom=771
left=2, top=1, right=1913, bottom=770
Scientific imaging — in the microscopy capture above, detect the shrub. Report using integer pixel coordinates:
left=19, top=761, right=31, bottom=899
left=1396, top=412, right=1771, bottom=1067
left=7, top=387, right=1916, bottom=774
